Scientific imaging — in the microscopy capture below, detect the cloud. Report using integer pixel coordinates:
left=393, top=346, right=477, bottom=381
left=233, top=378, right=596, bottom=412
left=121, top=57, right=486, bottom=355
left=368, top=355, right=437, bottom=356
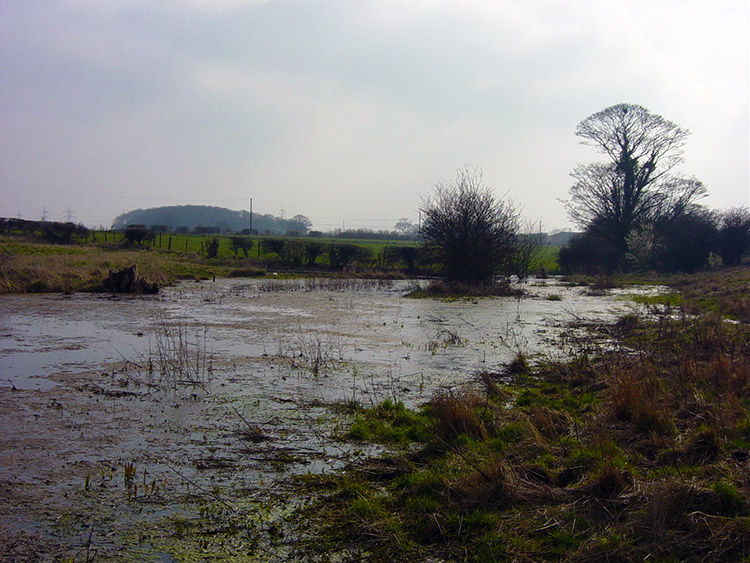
left=61, top=0, right=272, bottom=15
left=1, top=0, right=747, bottom=228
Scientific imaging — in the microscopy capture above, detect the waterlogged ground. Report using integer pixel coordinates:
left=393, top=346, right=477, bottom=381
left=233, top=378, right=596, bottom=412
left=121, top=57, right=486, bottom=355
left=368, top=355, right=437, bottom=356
left=0, top=278, right=663, bottom=561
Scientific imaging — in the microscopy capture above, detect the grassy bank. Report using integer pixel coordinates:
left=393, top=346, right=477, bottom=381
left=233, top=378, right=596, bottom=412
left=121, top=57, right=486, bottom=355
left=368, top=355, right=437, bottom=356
left=0, top=238, right=227, bottom=293
left=291, top=269, right=750, bottom=562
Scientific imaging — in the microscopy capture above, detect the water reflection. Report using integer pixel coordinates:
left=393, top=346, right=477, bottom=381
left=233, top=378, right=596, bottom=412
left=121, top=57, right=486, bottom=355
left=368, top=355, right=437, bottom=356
left=0, top=278, right=661, bottom=394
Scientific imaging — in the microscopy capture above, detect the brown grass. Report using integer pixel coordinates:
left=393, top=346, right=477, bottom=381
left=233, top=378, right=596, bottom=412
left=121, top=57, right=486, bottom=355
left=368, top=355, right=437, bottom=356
left=0, top=248, right=221, bottom=293
left=429, top=389, right=486, bottom=441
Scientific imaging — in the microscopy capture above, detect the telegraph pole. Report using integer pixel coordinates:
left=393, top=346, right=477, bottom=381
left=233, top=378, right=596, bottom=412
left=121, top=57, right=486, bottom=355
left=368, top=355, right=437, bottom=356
left=249, top=198, right=253, bottom=233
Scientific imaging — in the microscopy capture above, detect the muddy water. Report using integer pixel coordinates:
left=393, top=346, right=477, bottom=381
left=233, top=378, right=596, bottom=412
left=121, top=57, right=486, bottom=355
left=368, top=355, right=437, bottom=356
left=0, top=278, right=661, bottom=561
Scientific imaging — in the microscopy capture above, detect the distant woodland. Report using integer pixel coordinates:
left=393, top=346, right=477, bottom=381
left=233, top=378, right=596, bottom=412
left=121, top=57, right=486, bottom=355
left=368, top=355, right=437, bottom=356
left=112, top=205, right=310, bottom=236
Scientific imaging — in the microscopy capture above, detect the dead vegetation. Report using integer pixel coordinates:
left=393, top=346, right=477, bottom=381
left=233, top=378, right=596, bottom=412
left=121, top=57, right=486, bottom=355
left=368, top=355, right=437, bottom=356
left=112, top=313, right=213, bottom=393
left=294, top=269, right=750, bottom=562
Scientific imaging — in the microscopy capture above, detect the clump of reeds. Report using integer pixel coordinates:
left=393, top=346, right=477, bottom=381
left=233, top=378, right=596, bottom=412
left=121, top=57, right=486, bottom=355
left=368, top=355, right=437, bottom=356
left=277, top=330, right=347, bottom=375
left=151, top=315, right=213, bottom=391
left=228, top=266, right=266, bottom=278
left=429, top=389, right=486, bottom=440
left=406, top=278, right=524, bottom=298
left=114, top=314, right=213, bottom=394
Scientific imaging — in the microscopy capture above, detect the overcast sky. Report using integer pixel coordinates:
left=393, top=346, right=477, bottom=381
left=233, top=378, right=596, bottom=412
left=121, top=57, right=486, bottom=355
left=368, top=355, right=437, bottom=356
left=1, top=0, right=748, bottom=231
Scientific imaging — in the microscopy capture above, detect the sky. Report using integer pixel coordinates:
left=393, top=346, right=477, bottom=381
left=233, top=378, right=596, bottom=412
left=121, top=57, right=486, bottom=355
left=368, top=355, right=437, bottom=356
left=1, top=0, right=748, bottom=232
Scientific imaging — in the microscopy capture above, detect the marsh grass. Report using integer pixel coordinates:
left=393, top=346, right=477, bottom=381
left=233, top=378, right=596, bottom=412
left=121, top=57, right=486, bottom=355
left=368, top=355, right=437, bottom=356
left=287, top=331, right=348, bottom=376
left=294, top=269, right=750, bottom=562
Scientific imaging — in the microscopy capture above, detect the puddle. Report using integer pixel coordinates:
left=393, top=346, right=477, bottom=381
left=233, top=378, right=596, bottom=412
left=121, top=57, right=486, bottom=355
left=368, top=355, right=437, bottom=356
left=0, top=277, right=665, bottom=560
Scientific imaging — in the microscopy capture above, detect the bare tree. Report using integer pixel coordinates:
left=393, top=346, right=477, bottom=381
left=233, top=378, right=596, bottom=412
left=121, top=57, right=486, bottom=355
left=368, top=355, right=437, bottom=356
left=564, top=104, right=706, bottom=256
left=394, top=217, right=417, bottom=236
left=420, top=167, right=519, bottom=285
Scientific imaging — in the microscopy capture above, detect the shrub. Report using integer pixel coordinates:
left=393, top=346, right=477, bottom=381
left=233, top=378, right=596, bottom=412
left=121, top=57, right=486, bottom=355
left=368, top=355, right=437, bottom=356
left=558, top=230, right=621, bottom=273
left=429, top=390, right=485, bottom=440
left=122, top=225, right=154, bottom=246
left=327, top=243, right=372, bottom=269
left=205, top=238, right=220, bottom=258
left=230, top=236, right=252, bottom=257
left=420, top=166, right=520, bottom=284
left=717, top=206, right=750, bottom=265
left=654, top=208, right=717, bottom=272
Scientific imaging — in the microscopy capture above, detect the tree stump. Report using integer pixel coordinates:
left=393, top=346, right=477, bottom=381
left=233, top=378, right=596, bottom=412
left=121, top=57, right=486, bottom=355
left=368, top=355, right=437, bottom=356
left=103, top=264, right=159, bottom=294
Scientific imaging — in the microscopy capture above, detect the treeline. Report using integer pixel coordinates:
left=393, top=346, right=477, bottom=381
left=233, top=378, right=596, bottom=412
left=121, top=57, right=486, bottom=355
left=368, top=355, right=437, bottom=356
left=0, top=217, right=89, bottom=243
left=560, top=104, right=750, bottom=274
left=317, top=228, right=419, bottom=241
left=244, top=238, right=430, bottom=271
left=559, top=206, right=750, bottom=274
left=112, top=205, right=423, bottom=241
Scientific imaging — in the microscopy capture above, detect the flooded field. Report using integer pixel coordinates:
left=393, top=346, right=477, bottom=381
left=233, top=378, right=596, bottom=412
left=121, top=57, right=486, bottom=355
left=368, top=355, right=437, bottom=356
left=0, top=278, right=662, bottom=561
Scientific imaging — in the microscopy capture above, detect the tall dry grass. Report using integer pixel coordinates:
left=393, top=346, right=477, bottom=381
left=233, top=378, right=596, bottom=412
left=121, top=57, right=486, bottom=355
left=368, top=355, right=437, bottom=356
left=0, top=249, right=218, bottom=294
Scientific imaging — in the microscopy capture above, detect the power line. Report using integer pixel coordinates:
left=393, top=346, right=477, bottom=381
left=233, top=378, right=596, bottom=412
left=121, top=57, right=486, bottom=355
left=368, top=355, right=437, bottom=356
left=0, top=180, right=249, bottom=204
left=2, top=179, right=422, bottom=230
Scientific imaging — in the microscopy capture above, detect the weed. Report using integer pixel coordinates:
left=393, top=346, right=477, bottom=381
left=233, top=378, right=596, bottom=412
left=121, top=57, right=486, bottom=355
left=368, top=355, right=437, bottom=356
left=346, top=399, right=431, bottom=445
left=151, top=315, right=213, bottom=391
left=713, top=480, right=747, bottom=516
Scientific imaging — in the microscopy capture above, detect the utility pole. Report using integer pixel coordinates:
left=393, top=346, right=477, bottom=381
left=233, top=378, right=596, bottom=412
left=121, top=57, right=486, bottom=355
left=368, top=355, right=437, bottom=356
left=249, top=198, right=253, bottom=233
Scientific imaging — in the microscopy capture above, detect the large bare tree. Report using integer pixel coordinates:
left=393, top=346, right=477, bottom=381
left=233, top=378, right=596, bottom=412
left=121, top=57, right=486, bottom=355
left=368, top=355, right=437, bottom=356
left=420, top=167, right=519, bottom=285
left=565, top=104, right=706, bottom=255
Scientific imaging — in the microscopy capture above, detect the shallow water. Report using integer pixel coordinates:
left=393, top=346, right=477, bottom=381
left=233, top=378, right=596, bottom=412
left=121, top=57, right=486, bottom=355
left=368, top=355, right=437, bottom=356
left=0, top=277, right=657, bottom=395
